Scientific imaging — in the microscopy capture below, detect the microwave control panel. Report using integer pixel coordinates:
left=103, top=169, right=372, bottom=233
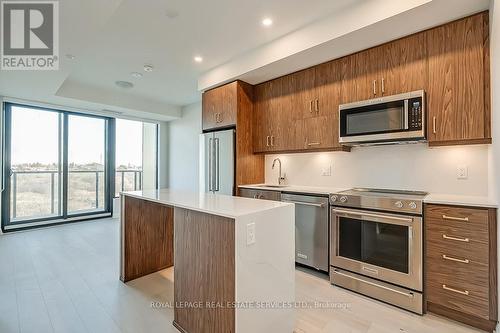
left=408, top=97, right=423, bottom=130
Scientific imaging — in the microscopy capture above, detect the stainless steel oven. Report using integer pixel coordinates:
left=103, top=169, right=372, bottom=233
left=331, top=208, right=422, bottom=291
left=329, top=188, right=426, bottom=314
left=339, top=90, right=425, bottom=145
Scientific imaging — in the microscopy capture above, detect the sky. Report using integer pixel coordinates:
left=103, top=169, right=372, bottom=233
left=10, top=106, right=144, bottom=167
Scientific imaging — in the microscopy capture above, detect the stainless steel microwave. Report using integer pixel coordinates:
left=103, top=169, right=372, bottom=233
left=339, top=90, right=425, bottom=145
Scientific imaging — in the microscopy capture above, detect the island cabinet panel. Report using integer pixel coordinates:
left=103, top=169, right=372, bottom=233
left=424, top=204, right=497, bottom=332
left=120, top=196, right=174, bottom=282
left=173, top=207, right=235, bottom=333
left=427, top=12, right=491, bottom=146
left=202, top=81, right=238, bottom=131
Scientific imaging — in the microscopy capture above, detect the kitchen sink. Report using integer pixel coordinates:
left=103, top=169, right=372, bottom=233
left=256, top=184, right=289, bottom=188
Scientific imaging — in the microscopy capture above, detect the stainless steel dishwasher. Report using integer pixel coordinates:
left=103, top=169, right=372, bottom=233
left=281, top=193, right=329, bottom=272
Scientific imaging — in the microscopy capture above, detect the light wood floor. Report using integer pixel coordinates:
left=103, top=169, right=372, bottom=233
left=0, top=218, right=487, bottom=333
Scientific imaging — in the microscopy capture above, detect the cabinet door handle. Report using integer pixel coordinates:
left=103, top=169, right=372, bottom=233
left=442, top=234, right=469, bottom=242
left=271, top=136, right=275, bottom=146
left=442, top=284, right=469, bottom=296
left=266, top=136, right=270, bottom=147
left=373, top=80, right=377, bottom=95
left=442, top=254, right=469, bottom=264
left=442, top=214, right=469, bottom=222
left=381, top=78, right=385, bottom=94
left=309, top=100, right=313, bottom=113
left=315, top=99, right=319, bottom=112
left=218, top=113, right=223, bottom=123
left=432, top=116, right=437, bottom=134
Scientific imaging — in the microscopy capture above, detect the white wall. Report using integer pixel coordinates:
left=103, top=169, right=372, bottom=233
left=265, top=144, right=490, bottom=196
left=167, top=102, right=202, bottom=191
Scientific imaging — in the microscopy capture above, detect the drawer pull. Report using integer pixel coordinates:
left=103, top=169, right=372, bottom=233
left=442, top=284, right=469, bottom=296
left=442, top=214, right=469, bottom=222
left=442, top=234, right=469, bottom=243
left=442, top=254, right=469, bottom=264
left=307, top=142, right=321, bottom=146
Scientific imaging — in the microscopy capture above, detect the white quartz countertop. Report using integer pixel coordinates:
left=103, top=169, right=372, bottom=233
left=423, top=193, right=498, bottom=208
left=121, top=189, right=293, bottom=219
left=238, top=184, right=347, bottom=196
left=238, top=184, right=498, bottom=208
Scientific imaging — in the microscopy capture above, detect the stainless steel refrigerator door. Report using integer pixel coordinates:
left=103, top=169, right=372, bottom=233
left=199, top=132, right=216, bottom=193
left=213, top=129, right=235, bottom=195
left=281, top=193, right=329, bottom=272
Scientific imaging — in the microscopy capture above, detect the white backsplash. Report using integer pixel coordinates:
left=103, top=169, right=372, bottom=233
left=265, top=143, right=490, bottom=196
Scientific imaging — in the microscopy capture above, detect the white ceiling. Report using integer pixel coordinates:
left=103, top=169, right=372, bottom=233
left=0, top=0, right=491, bottom=121
left=0, top=0, right=363, bottom=120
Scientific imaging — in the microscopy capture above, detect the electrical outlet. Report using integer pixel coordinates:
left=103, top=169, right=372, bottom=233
left=321, top=165, right=332, bottom=176
left=457, top=165, right=468, bottom=179
left=246, top=223, right=256, bottom=245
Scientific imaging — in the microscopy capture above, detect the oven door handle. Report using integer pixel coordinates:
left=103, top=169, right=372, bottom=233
left=332, top=208, right=414, bottom=224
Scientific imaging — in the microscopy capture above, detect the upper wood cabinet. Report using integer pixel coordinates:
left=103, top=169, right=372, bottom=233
left=426, top=12, right=491, bottom=146
left=251, top=11, right=491, bottom=153
left=341, top=33, right=428, bottom=104
left=253, top=60, right=345, bottom=153
left=202, top=82, right=238, bottom=131
left=299, top=60, right=342, bottom=150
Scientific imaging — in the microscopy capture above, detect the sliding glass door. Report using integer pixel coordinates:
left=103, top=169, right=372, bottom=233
left=67, top=115, right=107, bottom=214
left=2, top=103, right=114, bottom=230
left=7, top=106, right=63, bottom=222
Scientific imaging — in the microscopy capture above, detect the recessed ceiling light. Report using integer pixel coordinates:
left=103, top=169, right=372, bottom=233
left=194, top=56, right=203, bottom=63
left=115, top=80, right=134, bottom=89
left=66, top=54, right=76, bottom=60
left=262, top=18, right=273, bottom=27
left=165, top=9, right=179, bottom=19
left=143, top=64, right=154, bottom=72
left=131, top=72, right=143, bottom=79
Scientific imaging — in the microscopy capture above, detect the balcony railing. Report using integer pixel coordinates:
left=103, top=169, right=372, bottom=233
left=11, top=169, right=142, bottom=219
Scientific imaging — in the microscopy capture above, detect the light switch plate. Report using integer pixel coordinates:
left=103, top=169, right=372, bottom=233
left=457, top=165, right=468, bottom=179
left=322, top=165, right=332, bottom=176
left=246, top=223, right=256, bottom=245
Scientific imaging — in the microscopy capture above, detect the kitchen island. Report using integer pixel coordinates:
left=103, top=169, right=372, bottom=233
left=120, top=189, right=295, bottom=333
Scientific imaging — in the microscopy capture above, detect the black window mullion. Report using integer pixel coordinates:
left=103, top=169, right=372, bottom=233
left=62, top=113, right=69, bottom=219
left=106, top=118, right=116, bottom=214
left=1, top=104, right=12, bottom=230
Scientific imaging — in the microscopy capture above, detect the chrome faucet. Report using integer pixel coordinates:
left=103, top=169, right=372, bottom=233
left=272, top=158, right=286, bottom=185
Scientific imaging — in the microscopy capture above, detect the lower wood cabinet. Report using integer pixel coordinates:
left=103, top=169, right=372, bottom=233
left=425, top=204, right=497, bottom=332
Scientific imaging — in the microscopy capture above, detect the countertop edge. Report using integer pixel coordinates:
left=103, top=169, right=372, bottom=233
left=121, top=191, right=295, bottom=219
left=238, top=185, right=498, bottom=209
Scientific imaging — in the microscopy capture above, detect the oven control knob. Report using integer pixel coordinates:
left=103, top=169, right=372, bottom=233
left=394, top=201, right=403, bottom=208
left=340, top=196, right=348, bottom=203
left=330, top=195, right=338, bottom=203
left=409, top=202, right=417, bottom=209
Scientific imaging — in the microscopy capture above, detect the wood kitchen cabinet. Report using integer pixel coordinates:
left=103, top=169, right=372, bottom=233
left=253, top=79, right=285, bottom=152
left=298, top=60, right=342, bottom=150
left=251, top=12, right=491, bottom=153
left=341, top=33, right=428, bottom=104
left=426, top=12, right=491, bottom=146
left=202, top=81, right=238, bottom=131
left=202, top=80, right=265, bottom=193
left=425, top=204, right=497, bottom=332
left=253, top=60, right=345, bottom=153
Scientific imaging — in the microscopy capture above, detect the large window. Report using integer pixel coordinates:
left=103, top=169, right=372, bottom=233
left=2, top=103, right=114, bottom=230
